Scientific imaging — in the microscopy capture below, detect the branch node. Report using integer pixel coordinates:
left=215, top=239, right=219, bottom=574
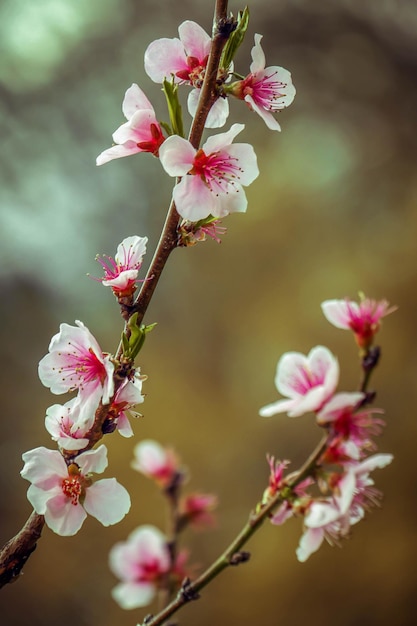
left=229, top=550, right=251, bottom=566
left=179, top=577, right=200, bottom=602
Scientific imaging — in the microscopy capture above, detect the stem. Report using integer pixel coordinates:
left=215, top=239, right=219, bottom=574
left=139, top=434, right=330, bottom=626
left=0, top=512, right=45, bottom=589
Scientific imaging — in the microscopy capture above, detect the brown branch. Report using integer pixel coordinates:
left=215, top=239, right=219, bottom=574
left=0, top=512, right=45, bottom=588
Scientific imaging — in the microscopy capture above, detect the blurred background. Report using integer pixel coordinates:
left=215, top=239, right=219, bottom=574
left=1, top=0, right=416, bottom=624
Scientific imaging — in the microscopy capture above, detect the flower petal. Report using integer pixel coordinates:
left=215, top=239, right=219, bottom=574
left=122, top=83, right=154, bottom=119
left=83, top=478, right=131, bottom=525
left=111, top=581, right=155, bottom=610
left=144, top=38, right=187, bottom=83
left=159, top=135, right=196, bottom=176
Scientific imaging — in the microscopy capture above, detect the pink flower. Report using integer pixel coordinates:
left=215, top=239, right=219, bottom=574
left=159, top=123, right=259, bottom=221
left=105, top=372, right=145, bottom=438
left=131, top=440, right=179, bottom=487
left=94, top=236, right=147, bottom=297
left=259, top=346, right=339, bottom=418
left=296, top=453, right=393, bottom=561
left=144, top=20, right=229, bottom=128
left=96, top=84, right=165, bottom=166
left=232, top=34, right=295, bottom=130
left=321, top=296, right=397, bottom=349
left=317, top=392, right=385, bottom=455
left=38, top=321, right=115, bottom=424
left=21, top=445, right=131, bottom=536
left=109, top=525, right=171, bottom=609
left=179, top=493, right=218, bottom=530
left=44, top=398, right=90, bottom=451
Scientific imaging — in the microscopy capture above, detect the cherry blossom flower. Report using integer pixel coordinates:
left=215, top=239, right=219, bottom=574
left=259, top=346, right=339, bottom=418
left=108, top=525, right=171, bottom=609
left=317, top=392, right=385, bottom=455
left=44, top=398, right=90, bottom=451
left=96, top=84, right=165, bottom=166
left=159, top=123, right=259, bottom=221
left=296, top=453, right=393, bottom=561
left=104, top=372, right=145, bottom=438
left=179, top=493, right=218, bottom=530
left=144, top=20, right=229, bottom=128
left=321, top=296, right=397, bottom=349
left=38, top=320, right=115, bottom=424
left=231, top=34, right=296, bottom=130
left=21, top=445, right=131, bottom=536
left=94, top=236, right=148, bottom=297
left=131, top=439, right=180, bottom=487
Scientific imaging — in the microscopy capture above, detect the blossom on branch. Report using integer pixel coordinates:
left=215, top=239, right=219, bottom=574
left=159, top=123, right=259, bottom=221
left=109, top=525, right=173, bottom=609
left=321, top=296, right=397, bottom=349
left=44, top=398, right=90, bottom=451
left=38, top=320, right=115, bottom=424
left=144, top=20, right=229, bottom=128
left=259, top=346, right=339, bottom=418
left=21, top=445, right=130, bottom=536
left=179, top=493, right=218, bottom=530
left=131, top=439, right=180, bottom=488
left=230, top=34, right=296, bottom=130
left=296, top=453, right=393, bottom=561
left=104, top=372, right=145, bottom=437
left=96, top=84, right=165, bottom=165
left=94, top=235, right=148, bottom=297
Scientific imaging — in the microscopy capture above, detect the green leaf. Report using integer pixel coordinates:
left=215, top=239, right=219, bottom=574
left=162, top=78, right=184, bottom=138
left=220, top=7, right=250, bottom=72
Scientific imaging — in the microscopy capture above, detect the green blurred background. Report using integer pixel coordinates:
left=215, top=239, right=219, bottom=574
left=1, top=0, right=416, bottom=624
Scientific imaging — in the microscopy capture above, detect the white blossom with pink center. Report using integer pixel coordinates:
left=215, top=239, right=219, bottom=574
left=38, top=320, right=115, bottom=424
left=144, top=20, right=229, bottom=128
left=108, top=373, right=145, bottom=438
left=159, top=123, right=259, bottom=221
left=234, top=34, right=296, bottom=131
left=21, top=445, right=131, bottom=536
left=131, top=439, right=179, bottom=487
left=321, top=296, right=396, bottom=348
left=296, top=453, right=393, bottom=562
left=317, top=392, right=385, bottom=454
left=95, top=235, right=147, bottom=296
left=96, top=84, right=165, bottom=166
left=259, top=346, right=339, bottom=418
left=109, top=525, right=171, bottom=609
left=44, top=397, right=90, bottom=451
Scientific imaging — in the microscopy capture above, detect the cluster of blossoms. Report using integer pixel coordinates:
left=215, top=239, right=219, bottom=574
left=259, top=296, right=394, bottom=561
left=109, top=440, right=217, bottom=609
left=20, top=238, right=150, bottom=536
left=96, top=18, right=295, bottom=226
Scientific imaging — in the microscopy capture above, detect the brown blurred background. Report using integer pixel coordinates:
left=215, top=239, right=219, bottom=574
left=1, top=0, right=416, bottom=624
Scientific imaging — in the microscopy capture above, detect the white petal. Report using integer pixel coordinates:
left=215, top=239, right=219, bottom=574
left=112, top=581, right=155, bottom=610
left=203, top=123, right=245, bottom=154
left=44, top=493, right=87, bottom=536
left=122, top=83, right=154, bottom=119
left=173, top=175, right=216, bottom=221
left=159, top=136, right=196, bottom=177
left=83, top=479, right=131, bottom=525
left=250, top=33, right=266, bottom=74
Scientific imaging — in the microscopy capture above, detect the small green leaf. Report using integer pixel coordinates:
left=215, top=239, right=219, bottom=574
left=220, top=7, right=250, bottom=72
left=162, top=78, right=184, bottom=138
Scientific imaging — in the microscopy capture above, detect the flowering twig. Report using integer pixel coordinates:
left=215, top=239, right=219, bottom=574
left=138, top=433, right=330, bottom=626
left=0, top=0, right=234, bottom=591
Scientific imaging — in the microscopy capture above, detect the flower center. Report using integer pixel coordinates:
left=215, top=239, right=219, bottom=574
left=190, top=149, right=242, bottom=194
left=62, top=476, right=83, bottom=505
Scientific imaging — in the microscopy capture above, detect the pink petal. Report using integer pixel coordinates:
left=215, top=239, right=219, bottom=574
left=44, top=493, right=87, bottom=536
left=158, top=135, right=196, bottom=176
left=116, top=411, right=134, bottom=437
left=83, top=479, right=131, bottom=525
left=122, top=83, right=154, bottom=120
left=187, top=89, right=230, bottom=128
left=225, top=143, right=259, bottom=186
left=173, top=175, right=217, bottom=221
left=214, top=183, right=248, bottom=217
left=96, top=142, right=141, bottom=166
left=76, top=444, right=108, bottom=474
left=178, top=20, right=211, bottom=60
left=203, top=123, right=245, bottom=154
left=250, top=34, right=266, bottom=74
left=144, top=38, right=188, bottom=83
left=296, top=527, right=324, bottom=562
left=245, top=94, right=281, bottom=131
left=21, top=447, right=66, bottom=488
left=321, top=299, right=357, bottom=329
left=275, top=352, right=310, bottom=398
left=115, top=235, right=147, bottom=267
left=259, top=398, right=297, bottom=417
left=112, top=581, right=155, bottom=610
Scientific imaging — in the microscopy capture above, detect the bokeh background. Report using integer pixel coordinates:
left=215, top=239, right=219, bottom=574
left=1, top=0, right=417, bottom=624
